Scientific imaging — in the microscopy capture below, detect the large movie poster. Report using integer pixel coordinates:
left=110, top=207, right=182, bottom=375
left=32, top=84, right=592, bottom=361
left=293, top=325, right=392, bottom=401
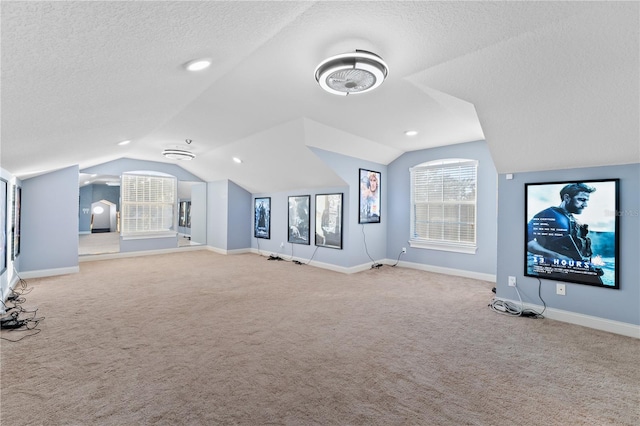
left=288, top=195, right=310, bottom=245
left=359, top=168, right=381, bottom=224
left=254, top=197, right=271, bottom=239
left=315, top=193, right=343, bottom=249
left=524, top=179, right=619, bottom=289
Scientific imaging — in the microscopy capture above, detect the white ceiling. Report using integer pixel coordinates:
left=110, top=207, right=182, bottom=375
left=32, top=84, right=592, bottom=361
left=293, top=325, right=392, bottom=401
left=2, top=1, right=638, bottom=193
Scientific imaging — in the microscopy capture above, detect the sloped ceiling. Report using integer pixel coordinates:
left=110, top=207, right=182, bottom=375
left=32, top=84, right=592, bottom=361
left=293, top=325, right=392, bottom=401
left=1, top=1, right=638, bottom=193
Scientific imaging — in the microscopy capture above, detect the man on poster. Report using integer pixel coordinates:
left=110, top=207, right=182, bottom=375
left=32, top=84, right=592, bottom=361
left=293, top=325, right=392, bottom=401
left=527, top=182, right=604, bottom=283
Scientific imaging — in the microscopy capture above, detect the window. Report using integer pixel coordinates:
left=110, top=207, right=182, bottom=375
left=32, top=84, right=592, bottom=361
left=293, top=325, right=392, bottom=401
left=409, top=159, right=478, bottom=253
left=121, top=173, right=177, bottom=238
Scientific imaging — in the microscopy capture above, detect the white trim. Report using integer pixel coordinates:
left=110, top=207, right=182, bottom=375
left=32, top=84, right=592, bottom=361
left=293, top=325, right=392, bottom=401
left=19, top=266, right=80, bottom=279
left=496, top=297, right=640, bottom=339
left=408, top=240, right=477, bottom=254
left=79, top=245, right=207, bottom=262
left=205, top=246, right=252, bottom=255
left=394, top=259, right=496, bottom=282
left=247, top=248, right=362, bottom=274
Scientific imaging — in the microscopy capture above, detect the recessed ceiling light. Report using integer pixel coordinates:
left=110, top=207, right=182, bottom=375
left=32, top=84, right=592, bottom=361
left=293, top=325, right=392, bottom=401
left=118, top=140, right=131, bottom=146
left=404, top=130, right=418, bottom=136
left=233, top=157, right=242, bottom=164
left=185, top=58, right=212, bottom=72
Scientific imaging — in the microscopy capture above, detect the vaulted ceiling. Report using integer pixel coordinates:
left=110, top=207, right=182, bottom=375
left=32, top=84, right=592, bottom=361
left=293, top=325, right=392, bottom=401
left=2, top=1, right=638, bottom=193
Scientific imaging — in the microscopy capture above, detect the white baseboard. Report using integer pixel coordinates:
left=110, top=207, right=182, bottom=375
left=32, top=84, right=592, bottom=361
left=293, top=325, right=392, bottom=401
left=205, top=246, right=252, bottom=255
left=392, top=259, right=496, bottom=282
left=79, top=245, right=207, bottom=262
left=19, top=266, right=80, bottom=280
left=497, top=297, right=639, bottom=339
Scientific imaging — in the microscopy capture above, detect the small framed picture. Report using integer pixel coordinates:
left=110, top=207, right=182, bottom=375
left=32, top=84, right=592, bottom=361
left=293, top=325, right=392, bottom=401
left=254, top=197, right=271, bottom=239
left=359, top=168, right=381, bottom=223
left=315, top=193, right=343, bottom=249
left=288, top=195, right=310, bottom=245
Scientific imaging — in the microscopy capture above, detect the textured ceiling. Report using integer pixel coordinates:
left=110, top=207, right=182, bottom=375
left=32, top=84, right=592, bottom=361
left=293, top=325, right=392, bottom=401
left=1, top=1, right=638, bottom=193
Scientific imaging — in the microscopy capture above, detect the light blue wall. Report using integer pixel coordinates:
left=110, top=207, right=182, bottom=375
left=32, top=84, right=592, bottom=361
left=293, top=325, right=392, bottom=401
left=21, top=166, right=79, bottom=273
left=78, top=185, right=92, bottom=232
left=251, top=186, right=353, bottom=266
left=227, top=181, right=251, bottom=250
left=205, top=180, right=251, bottom=252
left=190, top=183, right=207, bottom=244
left=310, top=147, right=387, bottom=267
left=252, top=147, right=389, bottom=268
left=120, top=235, right=178, bottom=253
left=497, top=163, right=640, bottom=325
left=207, top=180, right=229, bottom=250
left=387, top=140, right=498, bottom=276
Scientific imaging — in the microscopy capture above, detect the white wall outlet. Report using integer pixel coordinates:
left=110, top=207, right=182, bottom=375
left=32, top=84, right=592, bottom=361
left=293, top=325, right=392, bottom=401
left=280, top=242, right=284, bottom=248
left=556, top=283, right=566, bottom=296
left=401, top=247, right=407, bottom=253
left=508, top=276, right=516, bottom=287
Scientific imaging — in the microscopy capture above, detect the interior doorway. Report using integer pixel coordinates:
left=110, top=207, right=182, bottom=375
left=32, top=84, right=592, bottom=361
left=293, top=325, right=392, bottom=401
left=91, top=200, right=117, bottom=233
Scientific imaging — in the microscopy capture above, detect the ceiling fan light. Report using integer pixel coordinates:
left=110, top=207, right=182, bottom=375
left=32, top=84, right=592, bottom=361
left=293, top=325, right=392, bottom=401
left=315, top=50, right=388, bottom=96
left=162, top=149, right=196, bottom=161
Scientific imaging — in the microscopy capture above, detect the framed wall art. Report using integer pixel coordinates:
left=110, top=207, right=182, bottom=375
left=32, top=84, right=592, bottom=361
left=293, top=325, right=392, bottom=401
left=1, top=178, right=7, bottom=274
left=359, top=168, right=381, bottom=224
left=254, top=197, right=271, bottom=239
left=12, top=185, right=21, bottom=259
left=315, top=193, right=343, bottom=249
left=288, top=195, right=310, bottom=245
left=179, top=200, right=191, bottom=228
left=525, top=179, right=619, bottom=289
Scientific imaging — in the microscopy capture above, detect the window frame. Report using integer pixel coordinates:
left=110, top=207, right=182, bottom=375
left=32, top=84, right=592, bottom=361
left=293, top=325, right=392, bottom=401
left=409, top=158, right=478, bottom=254
left=120, top=172, right=178, bottom=239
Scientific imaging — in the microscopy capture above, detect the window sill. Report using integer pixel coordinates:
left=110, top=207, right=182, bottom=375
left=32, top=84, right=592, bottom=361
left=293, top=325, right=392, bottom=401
left=121, top=232, right=177, bottom=240
left=409, top=240, right=477, bottom=254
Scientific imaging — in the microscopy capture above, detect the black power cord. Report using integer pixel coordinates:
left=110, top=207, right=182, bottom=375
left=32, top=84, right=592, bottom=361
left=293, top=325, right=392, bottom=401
left=1, top=271, right=45, bottom=341
left=391, top=248, right=406, bottom=267
left=361, top=225, right=383, bottom=269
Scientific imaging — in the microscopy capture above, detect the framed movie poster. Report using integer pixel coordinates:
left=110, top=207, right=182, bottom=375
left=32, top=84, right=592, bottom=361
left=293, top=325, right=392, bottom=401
left=315, top=193, right=343, bottom=249
left=254, top=197, right=271, bottom=239
left=525, top=179, right=619, bottom=289
left=1, top=178, right=7, bottom=275
left=359, top=168, right=381, bottom=223
left=288, top=195, right=310, bottom=245
left=12, top=185, right=21, bottom=259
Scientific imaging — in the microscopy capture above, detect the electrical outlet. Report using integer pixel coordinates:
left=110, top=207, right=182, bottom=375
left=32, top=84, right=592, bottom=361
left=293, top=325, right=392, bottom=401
left=401, top=247, right=407, bottom=253
left=508, top=276, right=516, bottom=287
left=556, top=283, right=566, bottom=296
left=280, top=242, right=284, bottom=248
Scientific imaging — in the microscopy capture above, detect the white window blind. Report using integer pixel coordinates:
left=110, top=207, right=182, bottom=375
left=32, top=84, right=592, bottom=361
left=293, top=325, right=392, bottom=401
left=121, top=173, right=177, bottom=237
left=410, top=159, right=478, bottom=253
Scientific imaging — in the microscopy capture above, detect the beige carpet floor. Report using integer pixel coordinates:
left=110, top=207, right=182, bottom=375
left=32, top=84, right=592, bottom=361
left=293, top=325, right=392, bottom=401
left=1, top=251, right=638, bottom=425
